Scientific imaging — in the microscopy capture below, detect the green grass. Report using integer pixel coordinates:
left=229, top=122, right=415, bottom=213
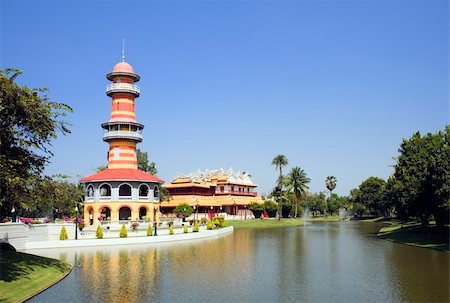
left=304, top=215, right=342, bottom=222
left=0, top=251, right=72, bottom=303
left=228, top=218, right=303, bottom=229
left=378, top=223, right=449, bottom=252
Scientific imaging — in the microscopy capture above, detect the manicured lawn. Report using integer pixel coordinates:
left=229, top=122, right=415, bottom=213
left=228, top=218, right=303, bottom=229
left=0, top=251, right=72, bottom=303
left=378, top=223, right=449, bottom=252
left=304, top=215, right=342, bottom=222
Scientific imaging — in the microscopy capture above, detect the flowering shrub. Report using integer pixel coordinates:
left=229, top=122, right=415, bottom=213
left=63, top=216, right=70, bottom=222
left=43, top=218, right=50, bottom=224
left=98, top=216, right=102, bottom=221
left=19, top=217, right=33, bottom=224
left=130, top=221, right=140, bottom=230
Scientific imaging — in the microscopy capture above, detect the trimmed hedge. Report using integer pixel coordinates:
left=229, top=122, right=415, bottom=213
left=96, top=225, right=103, bottom=239
left=59, top=226, right=68, bottom=240
left=119, top=224, right=128, bottom=238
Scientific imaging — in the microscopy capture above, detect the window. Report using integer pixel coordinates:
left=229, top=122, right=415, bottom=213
left=139, top=184, right=149, bottom=197
left=119, top=184, right=132, bottom=196
left=114, top=148, right=120, bottom=159
left=86, top=185, right=94, bottom=197
left=99, top=184, right=111, bottom=197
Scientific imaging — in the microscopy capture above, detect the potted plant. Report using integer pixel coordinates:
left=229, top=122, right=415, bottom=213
left=130, top=221, right=140, bottom=231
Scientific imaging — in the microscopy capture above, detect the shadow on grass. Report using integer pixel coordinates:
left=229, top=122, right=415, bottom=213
left=378, top=225, right=450, bottom=251
left=0, top=251, right=69, bottom=282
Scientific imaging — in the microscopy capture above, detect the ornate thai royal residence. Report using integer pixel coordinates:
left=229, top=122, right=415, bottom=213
left=162, top=169, right=263, bottom=218
left=80, top=57, right=163, bottom=225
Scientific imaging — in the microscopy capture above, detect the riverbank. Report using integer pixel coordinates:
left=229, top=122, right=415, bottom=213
left=228, top=218, right=303, bottom=229
left=377, top=222, right=449, bottom=252
left=0, top=251, right=71, bottom=303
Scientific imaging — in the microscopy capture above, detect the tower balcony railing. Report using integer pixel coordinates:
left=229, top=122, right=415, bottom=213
left=106, top=83, right=140, bottom=96
left=215, top=190, right=257, bottom=197
left=102, top=130, right=143, bottom=142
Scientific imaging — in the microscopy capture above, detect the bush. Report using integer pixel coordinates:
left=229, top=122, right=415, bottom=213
left=96, top=225, right=103, bottom=239
left=59, top=226, right=68, bottom=240
left=264, top=201, right=278, bottom=217
left=206, top=220, right=213, bottom=230
left=183, top=225, right=188, bottom=233
left=248, top=202, right=265, bottom=218
left=119, top=224, right=128, bottom=238
left=213, top=218, right=220, bottom=227
left=147, top=224, right=153, bottom=236
left=193, top=220, right=199, bottom=232
left=168, top=221, right=174, bottom=227
left=200, top=217, right=207, bottom=225
left=216, top=216, right=227, bottom=228
left=169, top=225, right=174, bottom=235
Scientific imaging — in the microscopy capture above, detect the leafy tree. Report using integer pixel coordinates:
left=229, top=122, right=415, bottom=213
left=325, top=176, right=337, bottom=216
left=354, top=177, right=388, bottom=216
left=173, top=203, right=193, bottom=218
left=304, top=192, right=326, bottom=216
left=263, top=200, right=278, bottom=217
left=285, top=166, right=310, bottom=218
left=272, top=154, right=288, bottom=220
left=387, top=127, right=450, bottom=227
left=0, top=69, right=72, bottom=219
left=248, top=202, right=265, bottom=218
left=136, top=149, right=157, bottom=175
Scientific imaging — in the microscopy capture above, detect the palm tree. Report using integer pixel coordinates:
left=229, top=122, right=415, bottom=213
left=325, top=176, right=337, bottom=216
left=286, top=167, right=311, bottom=218
left=272, top=154, right=288, bottom=220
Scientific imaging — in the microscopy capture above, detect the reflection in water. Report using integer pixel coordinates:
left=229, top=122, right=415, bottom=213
left=28, top=223, right=449, bottom=303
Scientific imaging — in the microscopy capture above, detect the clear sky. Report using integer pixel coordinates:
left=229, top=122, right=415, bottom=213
left=1, top=0, right=448, bottom=196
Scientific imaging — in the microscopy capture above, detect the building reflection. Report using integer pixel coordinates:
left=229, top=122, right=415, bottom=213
left=79, top=247, right=162, bottom=302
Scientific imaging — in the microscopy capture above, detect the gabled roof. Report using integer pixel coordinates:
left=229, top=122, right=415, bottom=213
left=80, top=168, right=164, bottom=183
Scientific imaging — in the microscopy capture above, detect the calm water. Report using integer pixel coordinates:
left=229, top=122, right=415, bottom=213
left=28, top=222, right=449, bottom=303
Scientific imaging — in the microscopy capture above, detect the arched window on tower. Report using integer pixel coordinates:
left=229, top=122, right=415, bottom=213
left=119, top=184, right=132, bottom=199
left=139, top=184, right=149, bottom=197
left=99, top=184, right=111, bottom=198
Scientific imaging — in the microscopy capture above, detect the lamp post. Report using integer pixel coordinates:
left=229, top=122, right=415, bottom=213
left=210, top=205, right=213, bottom=219
left=153, top=206, right=158, bottom=236
left=244, top=204, right=247, bottom=220
left=11, top=206, right=16, bottom=223
left=193, top=205, right=196, bottom=222
left=75, top=205, right=79, bottom=240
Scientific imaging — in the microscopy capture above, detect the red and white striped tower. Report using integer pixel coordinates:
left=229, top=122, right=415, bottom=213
left=102, top=58, right=142, bottom=169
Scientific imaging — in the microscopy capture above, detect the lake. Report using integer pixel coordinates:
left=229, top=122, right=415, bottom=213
left=28, top=222, right=449, bottom=302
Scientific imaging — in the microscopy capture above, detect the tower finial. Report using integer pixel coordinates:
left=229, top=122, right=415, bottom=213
left=122, top=37, right=125, bottom=62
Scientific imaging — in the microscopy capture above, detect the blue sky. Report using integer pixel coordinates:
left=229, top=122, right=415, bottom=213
left=2, top=0, right=448, bottom=196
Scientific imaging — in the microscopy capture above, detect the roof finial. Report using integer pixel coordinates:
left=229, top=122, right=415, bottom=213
left=122, top=37, right=125, bottom=62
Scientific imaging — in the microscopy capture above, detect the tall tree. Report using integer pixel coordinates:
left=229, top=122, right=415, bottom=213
left=325, top=176, right=337, bottom=216
left=387, top=126, right=449, bottom=227
left=272, top=154, right=288, bottom=220
left=136, top=149, right=157, bottom=175
left=354, top=177, right=388, bottom=216
left=286, top=166, right=310, bottom=218
left=0, top=69, right=72, bottom=219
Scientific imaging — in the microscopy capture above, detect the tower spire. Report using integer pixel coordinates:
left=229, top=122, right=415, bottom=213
left=122, top=37, right=125, bottom=62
